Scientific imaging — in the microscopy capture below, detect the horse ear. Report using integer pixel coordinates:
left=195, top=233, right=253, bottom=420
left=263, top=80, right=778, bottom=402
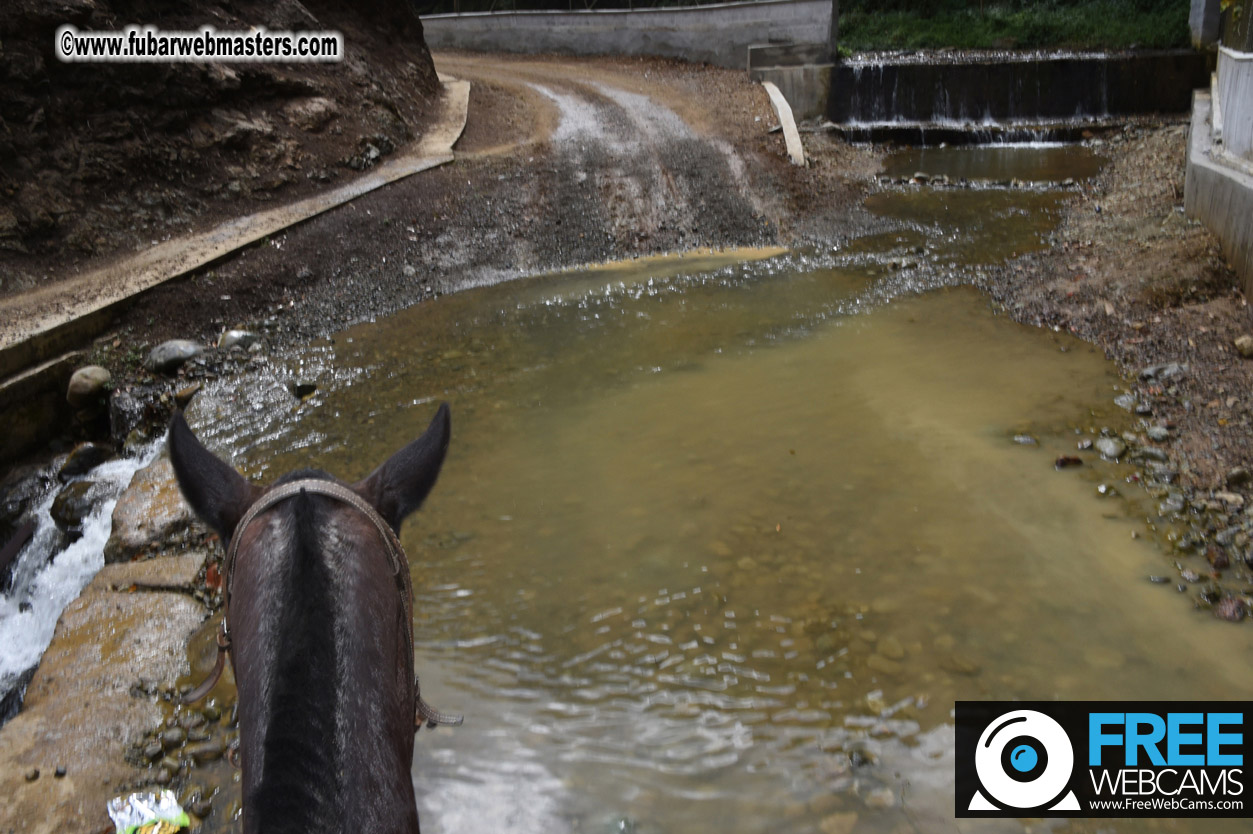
left=168, top=412, right=259, bottom=542
left=354, top=402, right=451, bottom=532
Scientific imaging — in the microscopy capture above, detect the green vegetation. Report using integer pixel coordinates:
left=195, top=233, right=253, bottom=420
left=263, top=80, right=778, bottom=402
left=839, top=0, right=1190, bottom=51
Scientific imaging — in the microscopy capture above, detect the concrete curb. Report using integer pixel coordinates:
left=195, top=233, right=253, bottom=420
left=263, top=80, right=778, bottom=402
left=761, top=81, right=806, bottom=167
left=0, top=78, right=471, bottom=382
left=1185, top=91, right=1253, bottom=296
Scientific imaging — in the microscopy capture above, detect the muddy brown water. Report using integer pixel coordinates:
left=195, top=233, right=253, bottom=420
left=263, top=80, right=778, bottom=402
left=182, top=147, right=1252, bottom=833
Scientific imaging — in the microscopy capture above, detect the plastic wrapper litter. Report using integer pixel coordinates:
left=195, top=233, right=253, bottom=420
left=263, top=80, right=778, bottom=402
left=107, top=790, right=190, bottom=834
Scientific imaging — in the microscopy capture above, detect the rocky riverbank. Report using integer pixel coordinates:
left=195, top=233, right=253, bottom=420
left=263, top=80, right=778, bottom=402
left=984, top=120, right=1253, bottom=620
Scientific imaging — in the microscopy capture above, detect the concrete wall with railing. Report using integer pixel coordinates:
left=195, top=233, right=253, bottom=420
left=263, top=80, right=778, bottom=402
left=421, top=0, right=832, bottom=70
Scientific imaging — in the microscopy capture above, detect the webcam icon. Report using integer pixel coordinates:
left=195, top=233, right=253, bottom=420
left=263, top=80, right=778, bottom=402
left=969, top=709, right=1081, bottom=811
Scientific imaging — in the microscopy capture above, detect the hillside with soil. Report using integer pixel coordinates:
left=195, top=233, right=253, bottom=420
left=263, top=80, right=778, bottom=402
left=0, top=0, right=440, bottom=294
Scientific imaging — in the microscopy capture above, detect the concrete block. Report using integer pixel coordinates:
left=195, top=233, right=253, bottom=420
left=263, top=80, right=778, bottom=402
left=1186, top=91, right=1253, bottom=296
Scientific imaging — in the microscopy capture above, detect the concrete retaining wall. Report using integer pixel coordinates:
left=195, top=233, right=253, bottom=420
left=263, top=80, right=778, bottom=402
left=1218, top=47, right=1253, bottom=162
left=829, top=51, right=1210, bottom=124
left=1186, top=91, right=1253, bottom=296
left=421, top=0, right=832, bottom=70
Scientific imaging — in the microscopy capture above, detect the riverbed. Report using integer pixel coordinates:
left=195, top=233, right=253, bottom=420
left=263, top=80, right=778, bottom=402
left=171, top=145, right=1253, bottom=833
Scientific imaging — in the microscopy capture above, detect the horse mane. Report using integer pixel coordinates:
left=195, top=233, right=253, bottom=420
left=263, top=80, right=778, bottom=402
left=249, top=471, right=344, bottom=833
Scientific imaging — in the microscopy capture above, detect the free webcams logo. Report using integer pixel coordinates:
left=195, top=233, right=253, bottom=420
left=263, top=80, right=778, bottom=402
left=956, top=702, right=1250, bottom=819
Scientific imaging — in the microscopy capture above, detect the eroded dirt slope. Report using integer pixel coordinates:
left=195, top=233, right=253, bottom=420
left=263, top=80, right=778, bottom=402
left=0, top=0, right=439, bottom=292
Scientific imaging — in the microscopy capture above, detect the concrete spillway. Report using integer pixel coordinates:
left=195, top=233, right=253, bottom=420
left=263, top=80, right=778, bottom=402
left=828, top=49, right=1209, bottom=145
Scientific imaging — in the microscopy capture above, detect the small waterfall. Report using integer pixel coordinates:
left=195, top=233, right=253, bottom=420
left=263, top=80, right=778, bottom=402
left=0, top=442, right=161, bottom=722
left=828, top=51, right=1207, bottom=146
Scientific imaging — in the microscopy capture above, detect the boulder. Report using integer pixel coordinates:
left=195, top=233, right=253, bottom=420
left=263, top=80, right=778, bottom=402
left=57, top=442, right=113, bottom=481
left=65, top=366, right=110, bottom=408
left=144, top=340, right=203, bottom=374
left=50, top=481, right=98, bottom=533
left=103, top=457, right=194, bottom=563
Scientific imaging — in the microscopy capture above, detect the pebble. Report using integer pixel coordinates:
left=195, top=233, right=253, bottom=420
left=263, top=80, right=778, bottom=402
left=160, top=727, right=187, bottom=750
left=218, top=329, right=259, bottom=350
left=1113, top=392, right=1137, bottom=411
left=1234, top=335, right=1253, bottom=359
left=878, top=635, right=905, bottom=661
left=1094, top=437, right=1126, bottom=459
left=941, top=653, right=981, bottom=676
left=54, top=765, right=66, bottom=778
left=1139, top=362, right=1187, bottom=382
left=1213, top=598, right=1247, bottom=622
left=1228, top=467, right=1252, bottom=487
left=1159, top=494, right=1186, bottom=514
left=184, top=738, right=226, bottom=763
left=24, top=768, right=39, bottom=782
left=179, top=710, right=206, bottom=730
left=819, top=812, right=859, bottom=834
left=66, top=365, right=111, bottom=408
left=1147, top=425, right=1170, bottom=442
left=864, top=787, right=896, bottom=810
left=143, top=741, right=163, bottom=762
left=866, top=654, right=901, bottom=675
left=1012, top=434, right=1037, bottom=445
left=1215, top=491, right=1246, bottom=509
left=145, top=340, right=204, bottom=374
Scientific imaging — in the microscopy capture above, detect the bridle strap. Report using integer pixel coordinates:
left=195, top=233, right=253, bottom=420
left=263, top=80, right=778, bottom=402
left=183, top=478, right=461, bottom=730
left=221, top=479, right=412, bottom=634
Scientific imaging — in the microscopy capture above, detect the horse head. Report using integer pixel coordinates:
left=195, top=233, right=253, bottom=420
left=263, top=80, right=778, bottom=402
left=168, top=403, right=452, bottom=834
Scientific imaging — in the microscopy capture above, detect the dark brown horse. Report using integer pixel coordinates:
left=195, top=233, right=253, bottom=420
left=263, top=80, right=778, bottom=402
left=169, top=404, right=454, bottom=834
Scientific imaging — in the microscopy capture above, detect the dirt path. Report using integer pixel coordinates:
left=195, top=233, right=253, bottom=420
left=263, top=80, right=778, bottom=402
left=98, top=53, right=879, bottom=354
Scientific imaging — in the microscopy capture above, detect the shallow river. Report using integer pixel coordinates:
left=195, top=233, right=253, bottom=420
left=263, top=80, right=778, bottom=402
left=187, top=146, right=1253, bottom=833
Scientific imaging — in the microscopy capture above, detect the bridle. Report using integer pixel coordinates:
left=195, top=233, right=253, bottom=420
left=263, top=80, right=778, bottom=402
left=182, top=478, right=462, bottom=731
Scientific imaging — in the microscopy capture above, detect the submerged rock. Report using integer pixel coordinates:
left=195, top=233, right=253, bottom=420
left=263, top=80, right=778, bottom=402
left=1094, top=437, right=1126, bottom=459
left=51, top=481, right=98, bottom=533
left=57, top=442, right=113, bottom=481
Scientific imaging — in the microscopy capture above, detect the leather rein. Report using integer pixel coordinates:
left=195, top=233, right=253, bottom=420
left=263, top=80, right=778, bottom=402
left=182, top=478, right=462, bottom=732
